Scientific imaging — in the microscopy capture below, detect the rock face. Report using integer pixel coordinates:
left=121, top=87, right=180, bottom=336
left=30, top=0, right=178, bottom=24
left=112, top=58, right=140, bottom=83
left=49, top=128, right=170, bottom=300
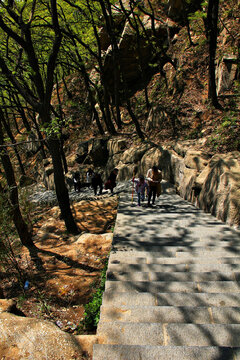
left=104, top=138, right=240, bottom=227
left=38, top=135, right=240, bottom=227
left=0, top=312, right=84, bottom=360
left=217, top=55, right=238, bottom=95
left=25, top=132, right=42, bottom=155
left=198, top=152, right=240, bottom=226
left=167, top=0, right=203, bottom=23
left=103, top=13, right=179, bottom=100
left=19, top=175, right=36, bottom=188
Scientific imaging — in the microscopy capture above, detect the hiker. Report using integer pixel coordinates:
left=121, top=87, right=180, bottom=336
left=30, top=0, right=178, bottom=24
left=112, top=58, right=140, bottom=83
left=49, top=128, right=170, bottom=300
left=105, top=168, right=119, bottom=194
left=146, top=165, right=162, bottom=206
left=86, top=168, right=93, bottom=187
left=132, top=174, right=149, bottom=206
left=91, top=172, right=103, bottom=196
left=73, top=171, right=81, bottom=192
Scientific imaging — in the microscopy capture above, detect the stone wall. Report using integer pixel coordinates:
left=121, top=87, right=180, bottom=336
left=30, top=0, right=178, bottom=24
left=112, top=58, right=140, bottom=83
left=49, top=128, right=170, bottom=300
left=105, top=139, right=240, bottom=228
left=42, top=136, right=240, bottom=227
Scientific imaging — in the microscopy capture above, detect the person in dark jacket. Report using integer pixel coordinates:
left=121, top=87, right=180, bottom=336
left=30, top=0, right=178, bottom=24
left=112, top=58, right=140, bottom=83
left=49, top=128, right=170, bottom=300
left=73, top=171, right=81, bottom=192
left=105, top=168, right=119, bottom=194
left=91, top=172, right=103, bottom=195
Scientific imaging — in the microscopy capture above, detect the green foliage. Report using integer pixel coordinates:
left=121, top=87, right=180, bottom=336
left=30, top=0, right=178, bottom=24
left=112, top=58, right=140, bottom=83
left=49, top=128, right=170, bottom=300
left=16, top=294, right=26, bottom=309
left=207, top=112, right=240, bottom=152
left=36, top=291, right=52, bottom=315
left=40, top=116, right=73, bottom=138
left=78, top=259, right=108, bottom=332
left=233, top=81, right=240, bottom=96
left=188, top=0, right=208, bottom=21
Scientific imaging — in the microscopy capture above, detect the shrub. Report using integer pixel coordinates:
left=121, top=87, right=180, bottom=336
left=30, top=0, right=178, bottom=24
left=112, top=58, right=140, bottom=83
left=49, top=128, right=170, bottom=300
left=78, top=259, right=108, bottom=332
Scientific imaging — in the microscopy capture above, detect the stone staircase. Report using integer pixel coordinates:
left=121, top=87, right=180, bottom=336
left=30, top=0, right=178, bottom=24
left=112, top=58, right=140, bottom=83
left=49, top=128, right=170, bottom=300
left=93, top=184, right=240, bottom=359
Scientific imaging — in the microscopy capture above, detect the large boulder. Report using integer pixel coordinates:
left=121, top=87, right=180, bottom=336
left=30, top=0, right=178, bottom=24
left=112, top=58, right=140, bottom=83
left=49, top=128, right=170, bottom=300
left=89, top=139, right=109, bottom=166
left=217, top=55, right=238, bottom=95
left=106, top=153, right=124, bottom=175
left=43, top=171, right=55, bottom=190
left=107, top=139, right=128, bottom=157
left=0, top=299, right=14, bottom=312
left=184, top=150, right=211, bottom=171
left=194, top=165, right=211, bottom=189
left=103, top=14, right=179, bottom=99
left=179, top=167, right=198, bottom=201
left=172, top=140, right=197, bottom=157
left=41, top=159, right=54, bottom=190
left=19, top=175, right=36, bottom=188
left=76, top=141, right=89, bottom=164
left=163, top=63, right=177, bottom=91
left=167, top=151, right=185, bottom=186
left=140, top=147, right=163, bottom=175
left=76, top=233, right=113, bottom=251
left=145, top=106, right=168, bottom=131
left=116, top=162, right=136, bottom=181
left=198, top=152, right=240, bottom=226
left=0, top=312, right=84, bottom=360
left=0, top=299, right=25, bottom=317
left=168, top=0, right=203, bottom=23
left=121, top=144, right=150, bottom=164
left=66, top=153, right=79, bottom=167
left=25, top=132, right=41, bottom=155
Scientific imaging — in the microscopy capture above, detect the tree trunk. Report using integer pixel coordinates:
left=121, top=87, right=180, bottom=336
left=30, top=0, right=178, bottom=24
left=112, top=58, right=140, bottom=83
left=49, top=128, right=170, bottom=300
left=104, top=0, right=122, bottom=129
left=207, top=0, right=221, bottom=108
left=29, top=111, right=47, bottom=159
left=60, top=137, right=68, bottom=174
left=0, top=107, right=26, bottom=175
left=126, top=99, right=145, bottom=140
left=13, top=93, right=32, bottom=133
left=55, top=73, right=68, bottom=174
left=86, top=0, right=117, bottom=135
left=0, top=121, right=33, bottom=247
left=0, top=0, right=77, bottom=236
left=72, top=46, right=104, bottom=135
left=47, top=136, right=79, bottom=234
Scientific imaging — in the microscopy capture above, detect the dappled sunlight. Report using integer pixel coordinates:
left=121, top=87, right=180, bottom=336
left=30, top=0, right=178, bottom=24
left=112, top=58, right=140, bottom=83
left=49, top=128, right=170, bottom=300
left=95, top=186, right=240, bottom=358
left=5, top=196, right=118, bottom=332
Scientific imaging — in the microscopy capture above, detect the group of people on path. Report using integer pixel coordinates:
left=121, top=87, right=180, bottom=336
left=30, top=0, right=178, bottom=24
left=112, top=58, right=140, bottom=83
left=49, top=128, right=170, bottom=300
left=133, top=165, right=162, bottom=207
left=72, top=165, right=162, bottom=207
left=72, top=168, right=119, bottom=196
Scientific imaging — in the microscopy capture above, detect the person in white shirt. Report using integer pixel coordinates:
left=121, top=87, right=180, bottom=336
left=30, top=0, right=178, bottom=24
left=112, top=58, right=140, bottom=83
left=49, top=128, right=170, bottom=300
left=86, top=168, right=93, bottom=187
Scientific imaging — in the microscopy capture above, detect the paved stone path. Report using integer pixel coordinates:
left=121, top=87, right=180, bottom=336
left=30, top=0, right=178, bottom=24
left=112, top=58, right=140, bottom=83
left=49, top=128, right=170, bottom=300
left=93, top=182, right=240, bottom=359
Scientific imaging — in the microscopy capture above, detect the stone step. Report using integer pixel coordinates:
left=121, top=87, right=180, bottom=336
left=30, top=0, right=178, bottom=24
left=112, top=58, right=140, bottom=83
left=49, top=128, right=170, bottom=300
left=109, top=254, right=240, bottom=265
left=112, top=242, right=240, bottom=252
left=97, top=322, right=240, bottom=346
left=105, top=280, right=240, bottom=293
left=100, top=305, right=240, bottom=324
left=102, top=291, right=240, bottom=307
left=107, top=263, right=240, bottom=273
left=113, top=223, right=240, bottom=236
left=93, top=345, right=240, bottom=360
left=176, top=250, right=240, bottom=258
left=107, top=271, right=237, bottom=282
